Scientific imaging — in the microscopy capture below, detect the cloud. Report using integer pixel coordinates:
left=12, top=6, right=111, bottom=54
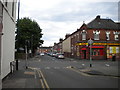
left=19, top=0, right=119, bottom=46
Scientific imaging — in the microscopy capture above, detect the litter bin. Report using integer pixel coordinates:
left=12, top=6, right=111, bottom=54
left=112, top=55, right=116, bottom=61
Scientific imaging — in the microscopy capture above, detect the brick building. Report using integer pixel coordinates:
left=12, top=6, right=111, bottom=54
left=38, top=46, right=52, bottom=53
left=72, top=15, right=120, bottom=60
left=53, top=38, right=63, bottom=53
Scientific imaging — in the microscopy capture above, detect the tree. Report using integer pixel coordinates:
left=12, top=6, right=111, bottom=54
left=16, top=17, right=44, bottom=53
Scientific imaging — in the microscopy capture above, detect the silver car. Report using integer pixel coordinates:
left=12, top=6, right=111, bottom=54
left=40, top=53, right=44, bottom=56
left=57, top=53, right=64, bottom=59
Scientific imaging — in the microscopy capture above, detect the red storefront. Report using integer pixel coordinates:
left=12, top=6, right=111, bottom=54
left=80, top=45, right=105, bottom=60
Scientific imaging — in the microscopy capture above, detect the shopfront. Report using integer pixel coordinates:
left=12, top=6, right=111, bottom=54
left=91, top=46, right=105, bottom=60
left=78, top=43, right=120, bottom=60
left=80, top=45, right=105, bottom=60
left=107, top=46, right=120, bottom=59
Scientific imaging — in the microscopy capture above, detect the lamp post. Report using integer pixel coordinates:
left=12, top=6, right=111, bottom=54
left=25, top=45, right=28, bottom=69
left=88, top=38, right=93, bottom=67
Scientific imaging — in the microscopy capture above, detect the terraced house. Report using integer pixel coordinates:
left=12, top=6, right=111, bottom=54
left=71, top=15, right=120, bottom=60
left=0, top=0, right=17, bottom=79
left=59, top=15, right=120, bottom=60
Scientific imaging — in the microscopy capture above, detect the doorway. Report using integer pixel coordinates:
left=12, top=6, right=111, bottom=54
left=82, top=50, right=86, bottom=59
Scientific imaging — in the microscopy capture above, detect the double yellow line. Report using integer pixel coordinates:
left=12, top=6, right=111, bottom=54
left=28, top=67, right=50, bottom=90
left=37, top=69, right=50, bottom=90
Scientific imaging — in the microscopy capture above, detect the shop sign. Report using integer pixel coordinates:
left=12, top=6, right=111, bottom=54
left=77, top=43, right=120, bottom=46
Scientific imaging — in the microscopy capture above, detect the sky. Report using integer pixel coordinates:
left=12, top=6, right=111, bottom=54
left=18, top=0, right=119, bottom=46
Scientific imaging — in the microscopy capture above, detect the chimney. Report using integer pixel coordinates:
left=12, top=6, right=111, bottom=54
left=59, top=38, right=63, bottom=42
left=96, top=15, right=101, bottom=22
left=96, top=15, right=100, bottom=19
left=65, top=34, right=70, bottom=39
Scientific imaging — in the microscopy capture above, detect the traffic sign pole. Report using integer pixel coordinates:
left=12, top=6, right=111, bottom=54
left=88, top=38, right=93, bottom=67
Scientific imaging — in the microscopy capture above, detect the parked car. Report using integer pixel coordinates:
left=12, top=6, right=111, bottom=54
left=40, top=53, right=44, bottom=56
left=56, top=53, right=64, bottom=59
left=52, top=53, right=56, bottom=57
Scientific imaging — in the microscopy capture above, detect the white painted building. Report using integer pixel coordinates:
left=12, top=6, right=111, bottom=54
left=0, top=0, right=17, bottom=79
left=62, top=36, right=71, bottom=57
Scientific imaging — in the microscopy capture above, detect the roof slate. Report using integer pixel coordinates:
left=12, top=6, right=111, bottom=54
left=87, top=16, right=119, bottom=30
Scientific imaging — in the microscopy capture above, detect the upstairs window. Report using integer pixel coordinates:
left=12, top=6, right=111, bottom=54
left=5, top=0, right=8, bottom=7
left=113, top=31, right=119, bottom=41
left=81, top=30, right=87, bottom=40
left=115, top=34, right=119, bottom=40
left=93, top=30, right=100, bottom=40
left=106, top=31, right=110, bottom=40
left=12, top=2, right=14, bottom=17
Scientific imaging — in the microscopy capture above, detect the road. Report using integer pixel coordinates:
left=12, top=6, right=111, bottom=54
left=20, top=54, right=119, bottom=89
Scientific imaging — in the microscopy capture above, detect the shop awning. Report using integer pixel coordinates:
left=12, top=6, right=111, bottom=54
left=81, top=48, right=87, bottom=50
left=92, top=46, right=104, bottom=48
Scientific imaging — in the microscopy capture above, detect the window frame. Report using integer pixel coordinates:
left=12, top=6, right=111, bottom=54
left=93, top=30, right=100, bottom=40
left=81, top=30, right=87, bottom=40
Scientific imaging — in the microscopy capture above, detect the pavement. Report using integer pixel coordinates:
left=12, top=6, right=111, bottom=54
left=2, top=57, right=119, bottom=89
left=2, top=60, right=41, bottom=89
left=73, top=59, right=119, bottom=77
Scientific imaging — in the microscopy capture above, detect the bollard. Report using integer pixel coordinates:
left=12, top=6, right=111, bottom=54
left=90, top=63, right=92, bottom=67
left=10, top=62, right=13, bottom=73
left=112, top=55, right=116, bottom=61
left=16, top=59, right=18, bottom=70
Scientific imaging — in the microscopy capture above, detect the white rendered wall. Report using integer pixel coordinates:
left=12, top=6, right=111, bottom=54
left=1, top=2, right=16, bottom=79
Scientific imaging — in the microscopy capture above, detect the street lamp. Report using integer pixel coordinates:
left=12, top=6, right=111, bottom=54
left=88, top=38, right=93, bottom=67
left=25, top=45, right=28, bottom=69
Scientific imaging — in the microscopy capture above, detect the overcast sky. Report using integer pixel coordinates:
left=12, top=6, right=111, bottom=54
left=18, top=0, right=119, bottom=46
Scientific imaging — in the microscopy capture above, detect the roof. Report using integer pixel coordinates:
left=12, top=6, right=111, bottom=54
left=116, top=22, right=120, bottom=29
left=39, top=47, right=52, bottom=49
left=86, top=15, right=119, bottom=30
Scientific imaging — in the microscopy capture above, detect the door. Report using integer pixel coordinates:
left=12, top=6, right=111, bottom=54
left=82, top=50, right=86, bottom=59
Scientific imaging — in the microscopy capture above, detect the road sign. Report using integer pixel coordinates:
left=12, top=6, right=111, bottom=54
left=88, top=38, right=93, bottom=45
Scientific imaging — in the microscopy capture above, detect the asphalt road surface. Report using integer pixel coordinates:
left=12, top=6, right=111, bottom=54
left=20, top=54, right=119, bottom=89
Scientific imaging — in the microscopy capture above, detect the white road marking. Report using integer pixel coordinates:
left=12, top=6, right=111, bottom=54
left=54, top=67, right=60, bottom=69
left=105, top=64, right=110, bottom=67
left=45, top=67, right=50, bottom=69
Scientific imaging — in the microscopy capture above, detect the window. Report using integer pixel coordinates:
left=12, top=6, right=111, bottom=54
left=81, top=30, right=87, bottom=40
left=92, top=49, right=103, bottom=56
left=12, top=2, right=14, bottom=17
left=82, top=33, right=86, bottom=40
left=93, top=30, right=100, bottom=40
left=106, top=31, right=110, bottom=40
left=115, top=34, right=119, bottom=40
left=92, top=49, right=100, bottom=56
left=5, top=0, right=8, bottom=7
left=113, top=31, right=119, bottom=41
left=94, top=34, right=99, bottom=40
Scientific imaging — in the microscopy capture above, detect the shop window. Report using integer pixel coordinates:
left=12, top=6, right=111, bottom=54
left=92, top=49, right=103, bottom=56
left=92, top=49, right=100, bottom=56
